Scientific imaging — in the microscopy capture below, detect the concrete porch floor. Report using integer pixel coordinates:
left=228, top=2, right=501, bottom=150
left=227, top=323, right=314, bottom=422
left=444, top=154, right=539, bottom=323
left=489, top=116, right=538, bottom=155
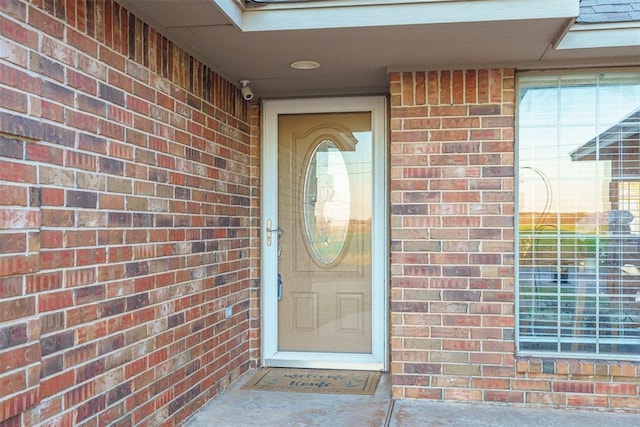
left=184, top=370, right=639, bottom=427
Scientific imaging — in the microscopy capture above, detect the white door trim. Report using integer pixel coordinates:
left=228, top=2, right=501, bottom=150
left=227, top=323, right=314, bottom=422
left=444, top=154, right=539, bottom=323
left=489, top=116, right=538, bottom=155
left=261, top=96, right=388, bottom=370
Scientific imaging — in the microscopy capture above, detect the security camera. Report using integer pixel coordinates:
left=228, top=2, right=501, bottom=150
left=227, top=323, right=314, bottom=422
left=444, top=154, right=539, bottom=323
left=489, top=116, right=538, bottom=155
left=240, top=80, right=254, bottom=101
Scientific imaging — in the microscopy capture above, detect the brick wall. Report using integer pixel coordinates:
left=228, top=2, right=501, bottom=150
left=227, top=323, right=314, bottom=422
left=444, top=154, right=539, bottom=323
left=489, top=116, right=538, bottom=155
left=389, top=70, right=640, bottom=411
left=0, top=1, right=257, bottom=425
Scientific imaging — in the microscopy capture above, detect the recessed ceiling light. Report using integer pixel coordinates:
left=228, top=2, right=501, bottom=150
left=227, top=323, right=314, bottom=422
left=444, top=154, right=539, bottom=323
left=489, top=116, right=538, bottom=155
left=290, top=60, right=320, bottom=70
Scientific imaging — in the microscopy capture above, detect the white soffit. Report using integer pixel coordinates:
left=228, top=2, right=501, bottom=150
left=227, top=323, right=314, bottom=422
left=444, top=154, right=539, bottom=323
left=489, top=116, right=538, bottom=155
left=557, top=22, right=640, bottom=50
left=122, top=0, right=233, bottom=27
left=116, top=0, right=596, bottom=97
left=215, top=0, right=579, bottom=31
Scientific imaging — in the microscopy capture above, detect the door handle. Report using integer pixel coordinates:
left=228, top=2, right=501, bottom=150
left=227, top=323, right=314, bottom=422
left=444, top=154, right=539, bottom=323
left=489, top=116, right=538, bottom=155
left=266, top=219, right=283, bottom=246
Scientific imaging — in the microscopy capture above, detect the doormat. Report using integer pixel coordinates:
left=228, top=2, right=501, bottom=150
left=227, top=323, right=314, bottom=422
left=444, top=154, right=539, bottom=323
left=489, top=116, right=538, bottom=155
left=242, top=368, right=381, bottom=395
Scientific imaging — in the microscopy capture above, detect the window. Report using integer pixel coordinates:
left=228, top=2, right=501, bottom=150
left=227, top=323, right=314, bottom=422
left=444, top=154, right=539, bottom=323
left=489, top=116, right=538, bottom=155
left=517, top=71, right=640, bottom=359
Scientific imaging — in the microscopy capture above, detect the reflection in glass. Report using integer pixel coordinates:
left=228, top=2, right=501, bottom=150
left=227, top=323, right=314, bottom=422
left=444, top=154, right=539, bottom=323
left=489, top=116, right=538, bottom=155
left=517, top=71, right=640, bottom=358
left=303, top=140, right=351, bottom=265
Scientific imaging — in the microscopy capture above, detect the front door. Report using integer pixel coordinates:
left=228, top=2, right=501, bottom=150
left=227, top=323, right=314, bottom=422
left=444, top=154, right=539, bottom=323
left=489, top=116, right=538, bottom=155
left=262, top=97, right=387, bottom=370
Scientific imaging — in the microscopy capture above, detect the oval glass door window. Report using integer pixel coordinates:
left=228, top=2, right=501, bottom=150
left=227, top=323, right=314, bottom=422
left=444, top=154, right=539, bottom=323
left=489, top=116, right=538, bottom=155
left=303, top=140, right=351, bottom=265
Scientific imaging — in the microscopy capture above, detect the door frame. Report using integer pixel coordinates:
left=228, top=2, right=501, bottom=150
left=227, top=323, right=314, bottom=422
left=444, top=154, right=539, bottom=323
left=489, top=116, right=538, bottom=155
left=261, top=96, right=388, bottom=370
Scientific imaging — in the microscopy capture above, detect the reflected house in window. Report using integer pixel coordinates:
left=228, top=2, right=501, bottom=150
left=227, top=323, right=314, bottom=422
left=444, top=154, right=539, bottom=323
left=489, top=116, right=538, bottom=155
left=570, top=107, right=640, bottom=168
left=568, top=107, right=640, bottom=339
left=570, top=105, right=640, bottom=242
left=570, top=108, right=640, bottom=208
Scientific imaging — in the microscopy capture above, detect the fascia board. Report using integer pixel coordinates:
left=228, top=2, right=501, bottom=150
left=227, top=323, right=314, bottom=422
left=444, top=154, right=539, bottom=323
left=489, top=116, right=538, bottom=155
left=212, top=0, right=245, bottom=28
left=557, top=22, right=640, bottom=49
left=237, top=0, right=579, bottom=32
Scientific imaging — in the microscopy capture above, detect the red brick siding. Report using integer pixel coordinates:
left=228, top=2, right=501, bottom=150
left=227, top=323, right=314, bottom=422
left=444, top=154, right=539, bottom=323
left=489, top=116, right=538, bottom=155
left=247, top=103, right=262, bottom=369
left=389, top=70, right=640, bottom=411
left=0, top=1, right=257, bottom=425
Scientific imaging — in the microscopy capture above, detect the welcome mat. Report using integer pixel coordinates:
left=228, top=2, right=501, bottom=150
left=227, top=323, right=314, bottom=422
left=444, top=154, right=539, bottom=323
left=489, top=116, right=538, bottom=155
left=243, top=368, right=381, bottom=395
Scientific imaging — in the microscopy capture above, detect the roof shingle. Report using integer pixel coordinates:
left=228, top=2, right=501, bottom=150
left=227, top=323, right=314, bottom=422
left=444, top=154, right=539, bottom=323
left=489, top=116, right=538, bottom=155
left=578, top=0, right=640, bottom=23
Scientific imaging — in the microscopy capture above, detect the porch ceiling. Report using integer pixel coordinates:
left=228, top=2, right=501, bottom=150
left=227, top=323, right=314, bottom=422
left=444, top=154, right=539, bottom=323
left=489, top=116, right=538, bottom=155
left=114, top=0, right=638, bottom=98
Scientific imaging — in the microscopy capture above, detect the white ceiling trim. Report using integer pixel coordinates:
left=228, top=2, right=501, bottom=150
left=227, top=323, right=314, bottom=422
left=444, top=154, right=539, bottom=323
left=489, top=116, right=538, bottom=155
left=214, top=0, right=579, bottom=32
left=213, top=0, right=244, bottom=28
left=558, top=22, right=640, bottom=50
